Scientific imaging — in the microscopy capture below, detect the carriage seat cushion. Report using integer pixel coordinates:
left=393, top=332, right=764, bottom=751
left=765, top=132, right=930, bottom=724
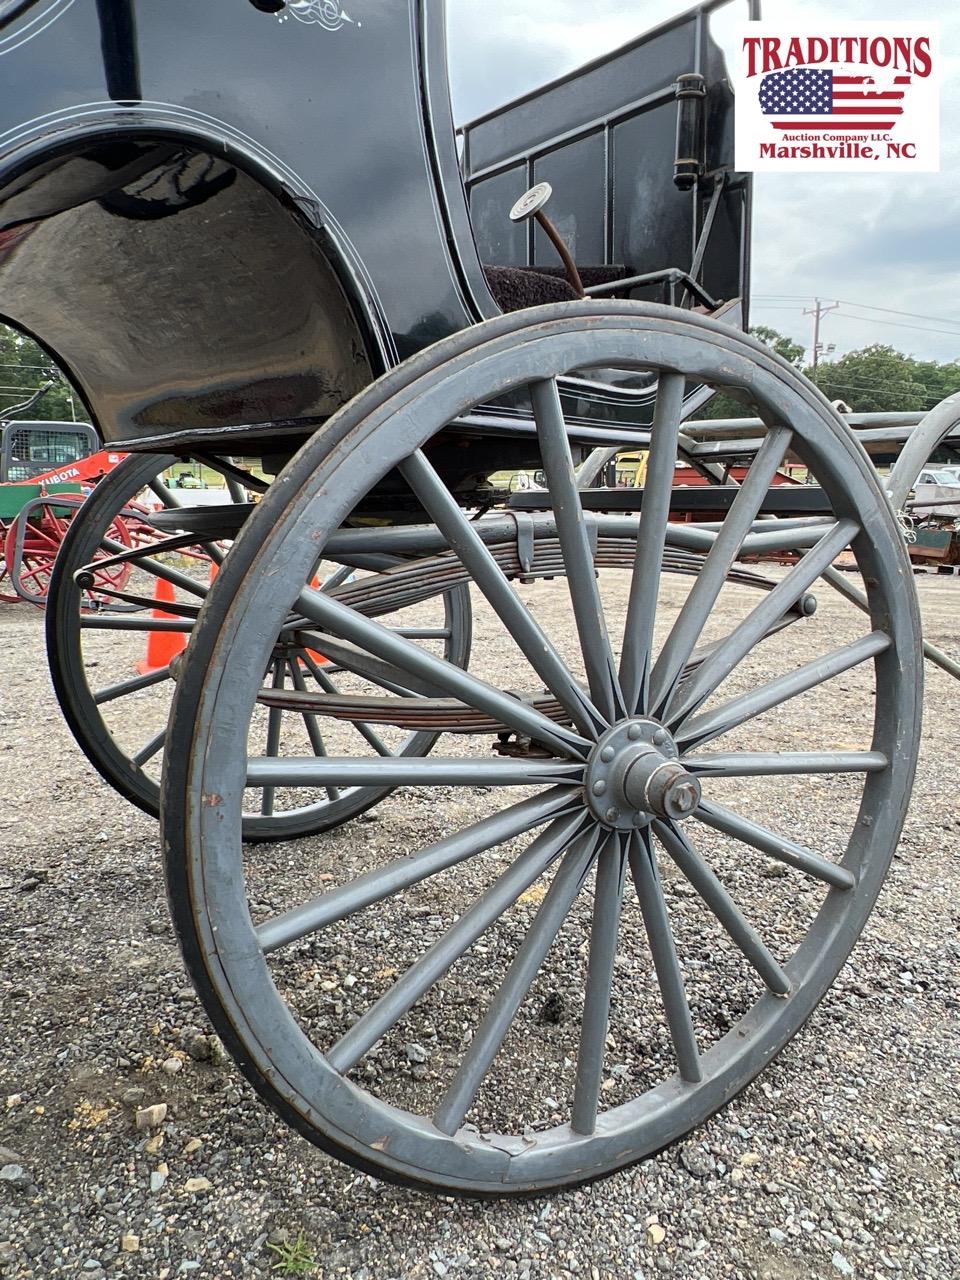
left=483, top=265, right=577, bottom=312
left=483, top=264, right=630, bottom=313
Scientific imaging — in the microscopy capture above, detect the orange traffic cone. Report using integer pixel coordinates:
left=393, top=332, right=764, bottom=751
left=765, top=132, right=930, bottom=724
left=304, top=572, right=331, bottom=667
left=135, top=576, right=187, bottom=674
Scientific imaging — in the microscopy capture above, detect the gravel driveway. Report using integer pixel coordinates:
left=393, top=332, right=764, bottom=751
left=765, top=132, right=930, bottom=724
left=0, top=570, right=958, bottom=1280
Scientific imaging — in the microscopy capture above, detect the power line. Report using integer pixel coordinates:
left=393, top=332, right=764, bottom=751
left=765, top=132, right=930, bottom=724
left=806, top=365, right=951, bottom=393
left=754, top=294, right=960, bottom=331
left=817, top=381, right=942, bottom=401
left=829, top=311, right=960, bottom=342
left=835, top=298, right=960, bottom=328
left=819, top=356, right=928, bottom=370
left=0, top=363, right=60, bottom=371
left=808, top=379, right=945, bottom=405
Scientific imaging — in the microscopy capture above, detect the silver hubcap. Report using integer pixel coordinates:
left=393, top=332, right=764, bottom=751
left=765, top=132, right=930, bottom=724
left=583, top=717, right=701, bottom=830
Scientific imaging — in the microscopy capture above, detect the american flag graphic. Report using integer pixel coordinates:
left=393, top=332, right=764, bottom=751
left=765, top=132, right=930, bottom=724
left=758, top=66, right=909, bottom=130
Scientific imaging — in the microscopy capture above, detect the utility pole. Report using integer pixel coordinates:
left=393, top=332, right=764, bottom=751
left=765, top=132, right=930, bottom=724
left=803, top=298, right=839, bottom=369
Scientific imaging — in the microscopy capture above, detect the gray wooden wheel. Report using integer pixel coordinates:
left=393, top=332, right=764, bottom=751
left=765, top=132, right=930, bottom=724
left=46, top=453, right=471, bottom=843
left=162, top=302, right=922, bottom=1195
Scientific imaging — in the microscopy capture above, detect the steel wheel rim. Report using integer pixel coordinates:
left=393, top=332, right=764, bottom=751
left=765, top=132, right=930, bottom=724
left=163, top=302, right=921, bottom=1194
left=47, top=454, right=470, bottom=840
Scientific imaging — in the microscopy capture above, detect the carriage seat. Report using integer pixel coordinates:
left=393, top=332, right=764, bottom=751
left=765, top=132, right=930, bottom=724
left=483, top=265, right=629, bottom=313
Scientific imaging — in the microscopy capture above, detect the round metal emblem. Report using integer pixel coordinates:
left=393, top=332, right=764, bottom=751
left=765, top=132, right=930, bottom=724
left=509, top=182, right=553, bottom=223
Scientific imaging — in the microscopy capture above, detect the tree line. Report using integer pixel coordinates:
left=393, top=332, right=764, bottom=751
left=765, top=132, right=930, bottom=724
left=699, top=325, right=960, bottom=418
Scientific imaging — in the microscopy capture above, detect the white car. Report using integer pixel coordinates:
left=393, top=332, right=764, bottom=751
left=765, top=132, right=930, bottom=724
left=916, top=467, right=960, bottom=487
left=913, top=467, right=960, bottom=520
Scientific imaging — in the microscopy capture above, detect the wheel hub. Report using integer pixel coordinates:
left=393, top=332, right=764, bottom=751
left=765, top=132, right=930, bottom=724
left=584, top=718, right=701, bottom=830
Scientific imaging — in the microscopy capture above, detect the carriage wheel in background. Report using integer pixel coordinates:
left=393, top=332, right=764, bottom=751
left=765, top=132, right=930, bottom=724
left=46, top=453, right=472, bottom=843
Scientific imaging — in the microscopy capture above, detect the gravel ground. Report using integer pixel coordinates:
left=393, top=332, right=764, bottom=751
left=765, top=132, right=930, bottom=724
left=0, top=567, right=958, bottom=1280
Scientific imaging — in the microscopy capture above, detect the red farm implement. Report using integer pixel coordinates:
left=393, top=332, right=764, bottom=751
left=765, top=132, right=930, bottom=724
left=0, top=419, right=132, bottom=605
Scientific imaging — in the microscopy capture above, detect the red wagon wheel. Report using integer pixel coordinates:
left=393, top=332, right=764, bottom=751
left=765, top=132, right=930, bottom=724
left=0, top=521, right=21, bottom=603
left=3, top=495, right=133, bottom=607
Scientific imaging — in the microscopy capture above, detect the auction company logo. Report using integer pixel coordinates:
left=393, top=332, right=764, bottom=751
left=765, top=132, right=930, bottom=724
left=734, top=23, right=939, bottom=173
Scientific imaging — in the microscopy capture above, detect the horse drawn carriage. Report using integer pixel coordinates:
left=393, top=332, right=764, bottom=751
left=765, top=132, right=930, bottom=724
left=0, top=0, right=956, bottom=1195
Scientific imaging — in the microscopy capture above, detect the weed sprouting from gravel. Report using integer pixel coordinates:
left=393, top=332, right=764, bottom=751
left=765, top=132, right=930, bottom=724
left=266, top=1231, right=318, bottom=1275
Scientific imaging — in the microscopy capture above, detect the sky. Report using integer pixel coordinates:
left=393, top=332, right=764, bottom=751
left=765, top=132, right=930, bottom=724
left=447, top=0, right=960, bottom=366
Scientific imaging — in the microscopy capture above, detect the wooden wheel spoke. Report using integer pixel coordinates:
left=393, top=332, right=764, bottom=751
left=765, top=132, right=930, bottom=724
left=390, top=626, right=451, bottom=640
left=295, top=631, right=436, bottom=699
left=93, top=667, right=172, bottom=705
left=571, top=832, right=628, bottom=1134
left=530, top=377, right=622, bottom=723
left=132, top=729, right=166, bottom=767
left=620, top=372, right=686, bottom=714
left=676, top=630, right=890, bottom=750
left=628, top=829, right=702, bottom=1083
left=296, top=651, right=395, bottom=757
left=684, top=750, right=888, bottom=777
left=318, top=563, right=355, bottom=592
left=80, top=614, right=192, bottom=633
left=324, top=811, right=590, bottom=1075
left=258, top=661, right=286, bottom=817
left=398, top=449, right=604, bottom=738
left=694, top=800, right=856, bottom=889
left=649, top=426, right=792, bottom=716
left=296, top=586, right=591, bottom=758
left=653, top=820, right=791, bottom=996
left=665, top=517, right=860, bottom=728
left=433, top=825, right=602, bottom=1135
left=285, top=658, right=340, bottom=802
left=245, top=756, right=584, bottom=789
left=257, top=788, right=580, bottom=953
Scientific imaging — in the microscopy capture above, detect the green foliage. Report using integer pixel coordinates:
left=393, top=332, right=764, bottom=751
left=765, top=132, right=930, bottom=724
left=751, top=324, right=805, bottom=368
left=265, top=1232, right=317, bottom=1276
left=805, top=343, right=959, bottom=413
left=0, top=322, right=82, bottom=422
left=698, top=328, right=960, bottom=419
left=911, top=356, right=960, bottom=408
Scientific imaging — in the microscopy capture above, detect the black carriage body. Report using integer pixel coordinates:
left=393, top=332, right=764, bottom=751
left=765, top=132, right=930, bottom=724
left=0, top=0, right=749, bottom=486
